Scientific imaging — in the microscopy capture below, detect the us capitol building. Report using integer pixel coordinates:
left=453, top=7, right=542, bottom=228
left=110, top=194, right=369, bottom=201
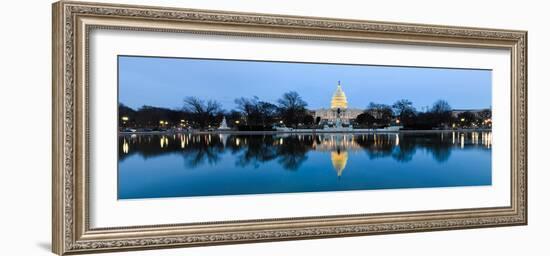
left=313, top=81, right=363, bottom=127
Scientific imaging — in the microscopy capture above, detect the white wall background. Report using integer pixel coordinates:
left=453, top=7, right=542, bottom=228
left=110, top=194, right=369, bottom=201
left=0, top=0, right=547, bottom=255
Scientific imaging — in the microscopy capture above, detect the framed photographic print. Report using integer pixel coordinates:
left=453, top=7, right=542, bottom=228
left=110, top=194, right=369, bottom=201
left=52, top=1, right=527, bottom=255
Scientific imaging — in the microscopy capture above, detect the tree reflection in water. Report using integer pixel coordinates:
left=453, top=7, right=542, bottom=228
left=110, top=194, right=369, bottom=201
left=180, top=136, right=224, bottom=168
left=119, top=131, right=492, bottom=174
left=275, top=135, right=310, bottom=171
left=232, top=135, right=278, bottom=169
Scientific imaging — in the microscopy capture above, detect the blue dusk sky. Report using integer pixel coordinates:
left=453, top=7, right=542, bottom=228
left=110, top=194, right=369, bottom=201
left=118, top=56, right=491, bottom=111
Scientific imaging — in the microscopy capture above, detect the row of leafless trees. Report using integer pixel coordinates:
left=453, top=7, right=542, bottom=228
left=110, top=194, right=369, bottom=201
left=182, top=91, right=311, bottom=129
left=354, top=99, right=491, bottom=129
left=119, top=93, right=491, bottom=130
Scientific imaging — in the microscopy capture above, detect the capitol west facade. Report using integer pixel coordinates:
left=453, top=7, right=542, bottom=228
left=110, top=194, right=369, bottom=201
left=313, top=82, right=363, bottom=127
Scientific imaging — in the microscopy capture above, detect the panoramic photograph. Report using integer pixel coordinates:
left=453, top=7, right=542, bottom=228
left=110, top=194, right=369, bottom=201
left=117, top=56, right=493, bottom=200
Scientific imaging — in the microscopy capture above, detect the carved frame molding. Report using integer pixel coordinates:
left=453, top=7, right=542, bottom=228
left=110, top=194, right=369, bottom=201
left=52, top=1, right=527, bottom=255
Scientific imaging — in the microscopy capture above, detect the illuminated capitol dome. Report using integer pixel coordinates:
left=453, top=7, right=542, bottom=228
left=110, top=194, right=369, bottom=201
left=330, top=82, right=348, bottom=110
left=314, top=81, right=363, bottom=127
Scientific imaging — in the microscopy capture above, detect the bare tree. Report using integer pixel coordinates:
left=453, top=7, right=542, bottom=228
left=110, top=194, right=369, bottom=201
left=392, top=99, right=416, bottom=125
left=235, top=96, right=278, bottom=127
left=430, top=99, right=452, bottom=128
left=277, top=91, right=308, bottom=128
left=183, top=97, right=222, bottom=129
left=257, top=101, right=278, bottom=127
left=235, top=96, right=260, bottom=125
left=431, top=99, right=452, bottom=114
left=355, top=112, right=376, bottom=128
left=392, top=99, right=415, bottom=117
left=366, top=102, right=393, bottom=127
left=479, top=108, right=492, bottom=119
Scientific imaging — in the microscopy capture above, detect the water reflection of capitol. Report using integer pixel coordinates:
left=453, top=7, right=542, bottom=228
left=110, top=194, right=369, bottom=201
left=120, top=131, right=492, bottom=177
left=310, top=133, right=397, bottom=177
left=311, top=132, right=492, bottom=177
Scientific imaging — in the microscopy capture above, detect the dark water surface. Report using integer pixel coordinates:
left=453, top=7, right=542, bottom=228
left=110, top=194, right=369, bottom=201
left=118, top=132, right=492, bottom=199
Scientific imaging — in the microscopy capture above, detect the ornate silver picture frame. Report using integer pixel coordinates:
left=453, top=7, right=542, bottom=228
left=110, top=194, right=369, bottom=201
left=52, top=1, right=527, bottom=255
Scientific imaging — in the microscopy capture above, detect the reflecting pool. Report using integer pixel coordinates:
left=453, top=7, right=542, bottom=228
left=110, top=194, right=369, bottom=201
left=118, top=132, right=492, bottom=199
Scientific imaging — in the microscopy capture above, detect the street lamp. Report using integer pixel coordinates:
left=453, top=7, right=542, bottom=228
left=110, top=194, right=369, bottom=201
left=121, top=116, right=129, bottom=128
left=121, top=116, right=129, bottom=127
left=235, top=120, right=240, bottom=124
left=460, top=118, right=465, bottom=122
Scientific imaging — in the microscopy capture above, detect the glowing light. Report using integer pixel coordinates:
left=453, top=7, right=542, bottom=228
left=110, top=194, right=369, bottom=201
left=395, top=134, right=399, bottom=146
left=235, top=120, right=240, bottom=124
left=472, top=132, right=479, bottom=144
left=160, top=136, right=168, bottom=148
left=121, top=116, right=129, bottom=121
left=395, top=119, right=400, bottom=124
left=482, top=132, right=492, bottom=148
left=460, top=133, right=464, bottom=149
left=122, top=139, right=129, bottom=154
left=452, top=132, right=455, bottom=144
left=460, top=118, right=465, bottom=122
